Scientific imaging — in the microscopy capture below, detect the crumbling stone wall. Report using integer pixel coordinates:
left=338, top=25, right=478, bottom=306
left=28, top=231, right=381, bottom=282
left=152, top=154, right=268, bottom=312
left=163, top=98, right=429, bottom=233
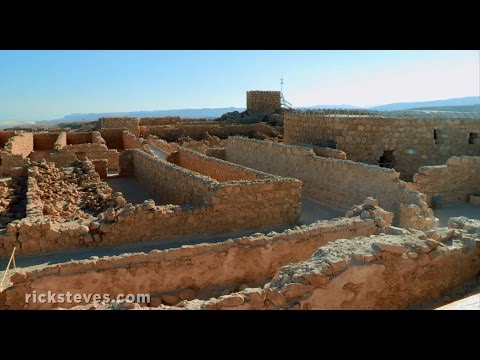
left=0, top=152, right=29, bottom=176
left=310, top=146, right=347, bottom=160
left=179, top=228, right=480, bottom=310
left=66, top=132, right=93, bottom=145
left=0, top=213, right=384, bottom=309
left=246, top=91, right=281, bottom=113
left=147, top=136, right=179, bottom=156
left=98, top=117, right=140, bottom=137
left=54, top=132, right=67, bottom=150
left=225, top=137, right=437, bottom=229
left=0, top=132, right=33, bottom=176
left=284, top=114, right=480, bottom=180
left=5, top=132, right=33, bottom=158
left=412, top=156, right=480, bottom=205
left=122, top=130, right=145, bottom=149
left=0, top=131, right=16, bottom=148
left=144, top=123, right=280, bottom=141
left=0, top=149, right=301, bottom=257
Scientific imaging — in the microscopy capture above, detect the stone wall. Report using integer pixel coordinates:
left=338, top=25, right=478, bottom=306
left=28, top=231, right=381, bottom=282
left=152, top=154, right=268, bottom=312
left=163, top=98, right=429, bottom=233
left=311, top=146, right=347, bottom=160
left=225, top=137, right=437, bottom=229
left=33, top=133, right=61, bottom=150
left=144, top=123, right=279, bottom=141
left=139, top=117, right=181, bottom=126
left=99, top=129, right=125, bottom=150
left=0, top=132, right=33, bottom=176
left=0, top=214, right=384, bottom=309
left=98, top=117, right=139, bottom=136
left=0, top=152, right=28, bottom=176
left=92, top=159, right=108, bottom=179
left=206, top=147, right=226, bottom=160
left=177, top=228, right=480, bottom=310
left=126, top=149, right=216, bottom=205
left=0, top=149, right=301, bottom=257
left=284, top=114, right=480, bottom=180
left=175, top=148, right=265, bottom=182
left=122, top=130, right=145, bottom=149
left=412, top=156, right=480, bottom=205
left=49, top=143, right=117, bottom=169
left=0, top=131, right=16, bottom=148
left=147, top=136, right=179, bottom=156
left=66, top=132, right=93, bottom=145
left=5, top=132, right=33, bottom=158
left=246, top=91, right=281, bottom=113
left=54, top=132, right=67, bottom=150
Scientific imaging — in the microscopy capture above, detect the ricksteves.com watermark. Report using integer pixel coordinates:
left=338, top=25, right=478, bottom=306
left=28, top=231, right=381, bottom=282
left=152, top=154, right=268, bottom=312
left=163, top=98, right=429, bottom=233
left=25, top=290, right=150, bottom=304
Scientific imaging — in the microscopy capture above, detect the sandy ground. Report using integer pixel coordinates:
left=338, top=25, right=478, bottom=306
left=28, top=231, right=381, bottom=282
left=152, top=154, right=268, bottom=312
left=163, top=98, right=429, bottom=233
left=148, top=146, right=168, bottom=160
left=28, top=150, right=52, bottom=162
left=433, top=203, right=480, bottom=226
left=299, top=195, right=345, bottom=224
left=106, top=176, right=165, bottom=205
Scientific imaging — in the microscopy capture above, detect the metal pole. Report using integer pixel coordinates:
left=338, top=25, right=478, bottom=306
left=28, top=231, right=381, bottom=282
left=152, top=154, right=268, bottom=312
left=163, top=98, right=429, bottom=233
left=0, top=247, right=17, bottom=289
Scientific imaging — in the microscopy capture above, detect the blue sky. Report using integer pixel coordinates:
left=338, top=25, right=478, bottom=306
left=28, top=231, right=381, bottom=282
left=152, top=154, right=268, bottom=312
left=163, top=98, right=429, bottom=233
left=0, top=50, right=478, bottom=121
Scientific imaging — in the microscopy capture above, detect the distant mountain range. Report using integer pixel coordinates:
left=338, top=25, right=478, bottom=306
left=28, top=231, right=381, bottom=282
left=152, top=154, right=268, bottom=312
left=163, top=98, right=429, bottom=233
left=38, top=107, right=246, bottom=124
left=407, top=104, right=480, bottom=112
left=304, top=96, right=480, bottom=112
left=32, top=96, right=480, bottom=125
left=368, top=96, right=480, bottom=111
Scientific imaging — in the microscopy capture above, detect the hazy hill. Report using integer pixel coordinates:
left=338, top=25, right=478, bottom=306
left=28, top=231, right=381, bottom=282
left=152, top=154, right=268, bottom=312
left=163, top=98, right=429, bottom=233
left=370, top=96, right=480, bottom=111
left=38, top=107, right=245, bottom=124
left=298, top=104, right=362, bottom=110
left=32, top=96, right=480, bottom=125
left=406, top=104, right=480, bottom=112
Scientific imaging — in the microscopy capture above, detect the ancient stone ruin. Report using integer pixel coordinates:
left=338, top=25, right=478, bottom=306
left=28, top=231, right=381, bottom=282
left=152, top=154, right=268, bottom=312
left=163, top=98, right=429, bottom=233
left=1, top=91, right=479, bottom=310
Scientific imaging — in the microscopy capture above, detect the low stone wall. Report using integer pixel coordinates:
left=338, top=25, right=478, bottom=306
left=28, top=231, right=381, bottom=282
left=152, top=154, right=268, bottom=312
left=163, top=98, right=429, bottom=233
left=181, top=229, right=480, bottom=310
left=46, top=142, right=118, bottom=170
left=205, top=147, right=226, bottom=160
left=412, top=156, right=480, bottom=205
left=0, top=132, right=33, bottom=176
left=0, top=152, right=29, bottom=177
left=99, top=128, right=126, bottom=150
left=147, top=136, right=179, bottom=155
left=5, top=132, right=33, bottom=158
left=0, top=131, right=16, bottom=148
left=311, top=146, right=347, bottom=160
left=0, top=149, right=301, bottom=257
left=0, top=213, right=384, bottom=309
left=54, top=132, right=67, bottom=150
left=92, top=131, right=106, bottom=145
left=144, top=123, right=279, bottom=141
left=33, top=133, right=61, bottom=150
left=139, top=116, right=181, bottom=126
left=175, top=148, right=265, bottom=182
left=99, top=117, right=139, bottom=137
left=122, top=130, right=145, bottom=149
left=225, top=137, right=437, bottom=229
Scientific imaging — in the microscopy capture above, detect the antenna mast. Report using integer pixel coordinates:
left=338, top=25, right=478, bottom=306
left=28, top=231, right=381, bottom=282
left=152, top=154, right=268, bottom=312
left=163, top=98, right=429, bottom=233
left=280, top=73, right=292, bottom=109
